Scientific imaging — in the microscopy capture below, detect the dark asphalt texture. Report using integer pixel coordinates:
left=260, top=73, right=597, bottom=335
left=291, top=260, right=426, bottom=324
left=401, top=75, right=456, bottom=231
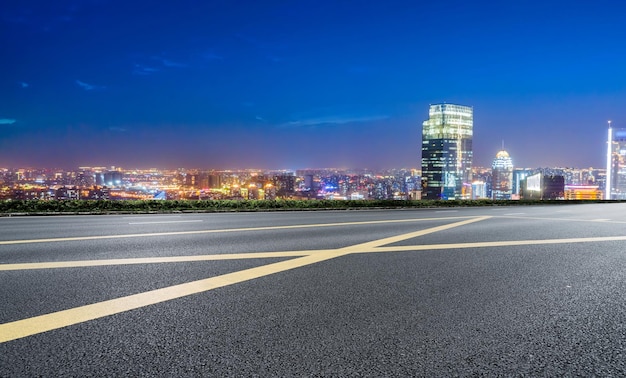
left=1, top=204, right=626, bottom=376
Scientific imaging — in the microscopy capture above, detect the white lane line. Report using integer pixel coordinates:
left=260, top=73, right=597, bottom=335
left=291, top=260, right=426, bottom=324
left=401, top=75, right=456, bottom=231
left=371, top=234, right=626, bottom=253
left=504, top=213, right=525, bottom=216
left=435, top=210, right=458, bottom=213
left=496, top=215, right=626, bottom=224
left=0, top=216, right=477, bottom=245
left=123, top=216, right=182, bottom=219
left=592, top=219, right=611, bottom=222
left=128, top=220, right=204, bottom=225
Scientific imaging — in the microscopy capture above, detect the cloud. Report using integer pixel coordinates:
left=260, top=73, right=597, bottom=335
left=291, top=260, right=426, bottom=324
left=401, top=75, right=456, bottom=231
left=255, top=116, right=265, bottom=121
left=133, top=64, right=160, bottom=75
left=19, top=81, right=29, bottom=88
left=282, top=115, right=389, bottom=127
left=0, top=118, right=17, bottom=125
left=76, top=80, right=104, bottom=91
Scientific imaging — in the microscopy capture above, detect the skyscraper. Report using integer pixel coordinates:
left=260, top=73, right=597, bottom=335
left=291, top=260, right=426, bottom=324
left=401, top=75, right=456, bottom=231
left=491, top=150, right=513, bottom=200
left=606, top=122, right=626, bottom=199
left=421, top=103, right=473, bottom=200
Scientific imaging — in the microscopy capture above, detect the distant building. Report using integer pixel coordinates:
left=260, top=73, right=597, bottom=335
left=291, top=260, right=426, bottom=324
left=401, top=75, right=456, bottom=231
left=606, top=124, right=626, bottom=199
left=472, top=181, right=487, bottom=199
left=230, top=185, right=242, bottom=198
left=421, top=103, right=473, bottom=200
left=87, top=187, right=110, bottom=200
left=513, top=168, right=533, bottom=196
left=55, top=186, right=80, bottom=200
left=491, top=150, right=513, bottom=200
left=523, top=174, right=565, bottom=200
left=248, top=184, right=259, bottom=199
left=186, top=172, right=212, bottom=189
left=264, top=184, right=276, bottom=200
left=103, top=171, right=123, bottom=187
left=208, top=174, right=222, bottom=189
left=11, top=188, right=52, bottom=200
left=564, top=185, right=603, bottom=200
left=273, top=174, right=295, bottom=197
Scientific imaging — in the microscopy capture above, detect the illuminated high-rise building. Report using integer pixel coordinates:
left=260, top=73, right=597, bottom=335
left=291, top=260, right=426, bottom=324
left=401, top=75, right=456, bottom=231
left=491, top=150, right=513, bottom=200
left=472, top=181, right=487, bottom=199
left=421, top=103, right=473, bottom=200
left=606, top=122, right=626, bottom=199
left=513, top=168, right=533, bottom=196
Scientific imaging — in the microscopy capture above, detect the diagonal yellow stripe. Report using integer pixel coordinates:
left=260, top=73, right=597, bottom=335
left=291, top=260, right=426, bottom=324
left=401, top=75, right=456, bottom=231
left=0, top=251, right=348, bottom=343
left=340, top=216, right=491, bottom=252
left=0, top=216, right=489, bottom=343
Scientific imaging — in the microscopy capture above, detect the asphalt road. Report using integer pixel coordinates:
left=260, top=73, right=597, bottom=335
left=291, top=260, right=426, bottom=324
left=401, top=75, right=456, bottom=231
left=1, top=204, right=626, bottom=376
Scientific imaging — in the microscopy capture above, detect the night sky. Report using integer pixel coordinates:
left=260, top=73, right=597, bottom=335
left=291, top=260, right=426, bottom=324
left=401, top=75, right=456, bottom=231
left=2, top=0, right=625, bottom=170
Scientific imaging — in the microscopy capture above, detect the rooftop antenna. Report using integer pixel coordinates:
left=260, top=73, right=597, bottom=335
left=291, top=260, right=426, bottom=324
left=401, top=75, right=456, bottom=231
left=606, top=120, right=613, bottom=200
left=501, top=139, right=505, bottom=151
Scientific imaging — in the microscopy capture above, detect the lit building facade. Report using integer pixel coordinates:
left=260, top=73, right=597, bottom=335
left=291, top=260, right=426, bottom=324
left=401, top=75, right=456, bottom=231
left=513, top=168, right=533, bottom=197
left=491, top=150, right=513, bottom=200
left=564, top=185, right=603, bottom=200
left=523, top=174, right=565, bottom=200
left=421, top=103, right=473, bottom=200
left=606, top=125, right=626, bottom=199
left=472, top=181, right=487, bottom=199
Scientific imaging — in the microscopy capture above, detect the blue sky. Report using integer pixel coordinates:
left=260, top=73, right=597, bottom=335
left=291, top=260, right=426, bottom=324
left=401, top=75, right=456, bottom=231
left=2, top=0, right=625, bottom=169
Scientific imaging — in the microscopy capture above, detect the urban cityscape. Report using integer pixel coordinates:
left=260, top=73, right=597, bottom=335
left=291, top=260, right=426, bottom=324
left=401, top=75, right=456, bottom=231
left=4, top=2, right=626, bottom=375
left=2, top=103, right=622, bottom=203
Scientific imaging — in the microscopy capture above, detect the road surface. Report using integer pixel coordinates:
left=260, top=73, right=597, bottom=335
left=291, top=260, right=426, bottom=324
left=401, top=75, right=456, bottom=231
left=1, top=204, right=626, bottom=376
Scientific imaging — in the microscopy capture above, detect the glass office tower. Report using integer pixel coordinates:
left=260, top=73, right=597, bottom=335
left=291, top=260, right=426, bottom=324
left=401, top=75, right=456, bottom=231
left=491, top=150, right=513, bottom=200
left=421, top=103, right=473, bottom=200
left=606, top=124, right=626, bottom=199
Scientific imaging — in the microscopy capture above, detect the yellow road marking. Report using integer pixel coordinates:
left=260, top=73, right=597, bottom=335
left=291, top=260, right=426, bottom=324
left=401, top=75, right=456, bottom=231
left=0, top=251, right=316, bottom=271
left=5, top=215, right=625, bottom=343
left=0, top=216, right=475, bottom=245
left=0, top=250, right=348, bottom=344
left=0, top=217, right=481, bottom=343
left=340, top=216, right=491, bottom=252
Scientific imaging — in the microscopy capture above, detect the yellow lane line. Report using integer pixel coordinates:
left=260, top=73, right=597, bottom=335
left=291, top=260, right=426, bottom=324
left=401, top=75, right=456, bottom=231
left=0, top=216, right=475, bottom=245
left=370, top=234, right=626, bottom=253
left=340, top=216, right=491, bottom=252
left=0, top=251, right=319, bottom=271
left=0, top=216, right=486, bottom=343
left=0, top=250, right=350, bottom=343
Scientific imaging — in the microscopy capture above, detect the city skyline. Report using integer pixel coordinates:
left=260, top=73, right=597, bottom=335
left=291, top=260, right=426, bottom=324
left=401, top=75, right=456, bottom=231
left=2, top=1, right=625, bottom=169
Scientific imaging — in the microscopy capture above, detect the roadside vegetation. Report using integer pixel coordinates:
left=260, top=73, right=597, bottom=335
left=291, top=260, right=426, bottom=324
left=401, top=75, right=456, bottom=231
left=0, top=198, right=613, bottom=215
